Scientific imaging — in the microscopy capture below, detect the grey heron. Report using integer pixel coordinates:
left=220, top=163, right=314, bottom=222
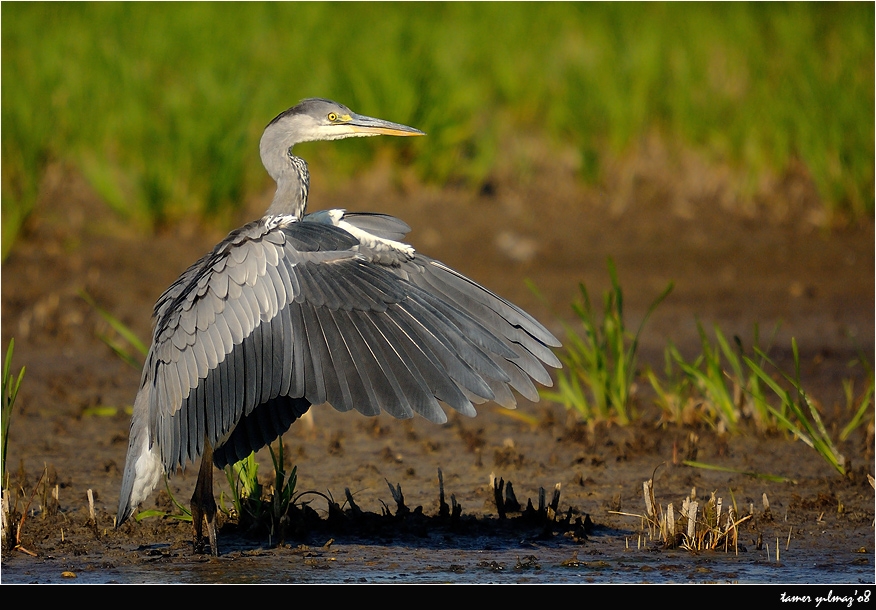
left=116, top=98, right=562, bottom=554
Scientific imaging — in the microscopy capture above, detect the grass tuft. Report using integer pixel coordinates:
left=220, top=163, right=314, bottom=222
left=542, top=259, right=672, bottom=424
left=839, top=355, right=875, bottom=443
left=1, top=340, right=26, bottom=549
left=627, top=477, right=753, bottom=553
left=223, top=438, right=297, bottom=545
left=649, top=323, right=778, bottom=433
left=2, top=340, right=26, bottom=488
left=744, top=340, right=851, bottom=476
left=645, top=322, right=869, bottom=476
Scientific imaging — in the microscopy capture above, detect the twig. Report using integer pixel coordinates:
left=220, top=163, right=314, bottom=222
left=686, top=500, right=698, bottom=545
left=437, top=469, right=449, bottom=517
left=492, top=476, right=507, bottom=519
left=385, top=480, right=409, bottom=517
left=505, top=481, right=520, bottom=513
left=548, top=484, right=561, bottom=520
left=343, top=488, right=363, bottom=518
left=87, top=489, right=96, bottom=524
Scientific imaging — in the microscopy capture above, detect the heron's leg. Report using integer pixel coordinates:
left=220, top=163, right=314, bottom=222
left=191, top=441, right=218, bottom=556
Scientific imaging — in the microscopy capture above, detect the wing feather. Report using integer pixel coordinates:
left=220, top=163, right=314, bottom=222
left=259, top=314, right=274, bottom=405
left=313, top=307, right=357, bottom=412
left=350, top=310, right=415, bottom=419
left=334, top=213, right=411, bottom=241
left=332, top=309, right=383, bottom=416
left=299, top=303, right=329, bottom=405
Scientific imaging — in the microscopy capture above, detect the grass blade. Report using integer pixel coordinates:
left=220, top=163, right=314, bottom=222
left=80, top=290, right=148, bottom=368
left=682, top=460, right=796, bottom=483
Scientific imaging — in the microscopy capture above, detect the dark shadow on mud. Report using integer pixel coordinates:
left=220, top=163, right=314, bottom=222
left=206, top=475, right=599, bottom=555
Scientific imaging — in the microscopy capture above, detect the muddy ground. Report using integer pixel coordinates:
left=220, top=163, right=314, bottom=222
left=1, top=151, right=874, bottom=584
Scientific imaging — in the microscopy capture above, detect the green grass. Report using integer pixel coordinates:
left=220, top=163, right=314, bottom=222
left=134, top=479, right=193, bottom=524
left=3, top=3, right=873, bottom=257
left=745, top=340, right=855, bottom=476
left=2, top=340, right=26, bottom=491
left=224, top=438, right=297, bottom=543
left=2, top=340, right=27, bottom=550
left=651, top=323, right=777, bottom=434
left=839, top=367, right=874, bottom=443
left=541, top=259, right=673, bottom=424
left=646, top=324, right=872, bottom=476
left=542, top=264, right=870, bottom=477
left=80, top=290, right=148, bottom=370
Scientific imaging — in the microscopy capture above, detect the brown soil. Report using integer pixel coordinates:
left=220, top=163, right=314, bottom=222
left=1, top=155, right=873, bottom=584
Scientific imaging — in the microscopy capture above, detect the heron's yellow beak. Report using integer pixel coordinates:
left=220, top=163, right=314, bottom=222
left=346, top=113, right=425, bottom=137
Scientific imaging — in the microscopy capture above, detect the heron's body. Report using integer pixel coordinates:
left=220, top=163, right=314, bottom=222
left=117, top=99, right=561, bottom=554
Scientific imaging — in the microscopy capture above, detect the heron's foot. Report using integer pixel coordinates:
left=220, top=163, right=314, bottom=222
left=191, top=494, right=219, bottom=556
left=193, top=521, right=219, bottom=556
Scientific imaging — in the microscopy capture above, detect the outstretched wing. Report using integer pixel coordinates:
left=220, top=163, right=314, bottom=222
left=143, top=212, right=560, bottom=474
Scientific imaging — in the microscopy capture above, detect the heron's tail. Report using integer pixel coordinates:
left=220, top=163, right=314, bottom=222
left=116, top=384, right=164, bottom=527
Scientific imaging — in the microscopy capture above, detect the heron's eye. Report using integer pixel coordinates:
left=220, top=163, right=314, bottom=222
left=327, top=112, right=338, bottom=122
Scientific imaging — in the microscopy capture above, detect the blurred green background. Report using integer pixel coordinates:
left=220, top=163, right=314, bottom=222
left=2, top=2, right=873, bottom=258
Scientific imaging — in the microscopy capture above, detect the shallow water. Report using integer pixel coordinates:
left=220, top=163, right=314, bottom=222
left=4, top=527, right=872, bottom=584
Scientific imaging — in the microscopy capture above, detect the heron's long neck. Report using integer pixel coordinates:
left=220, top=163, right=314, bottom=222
left=266, top=151, right=309, bottom=218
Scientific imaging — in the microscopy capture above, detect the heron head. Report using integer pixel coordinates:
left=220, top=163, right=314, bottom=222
left=269, top=98, right=424, bottom=142
left=260, top=98, right=424, bottom=180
